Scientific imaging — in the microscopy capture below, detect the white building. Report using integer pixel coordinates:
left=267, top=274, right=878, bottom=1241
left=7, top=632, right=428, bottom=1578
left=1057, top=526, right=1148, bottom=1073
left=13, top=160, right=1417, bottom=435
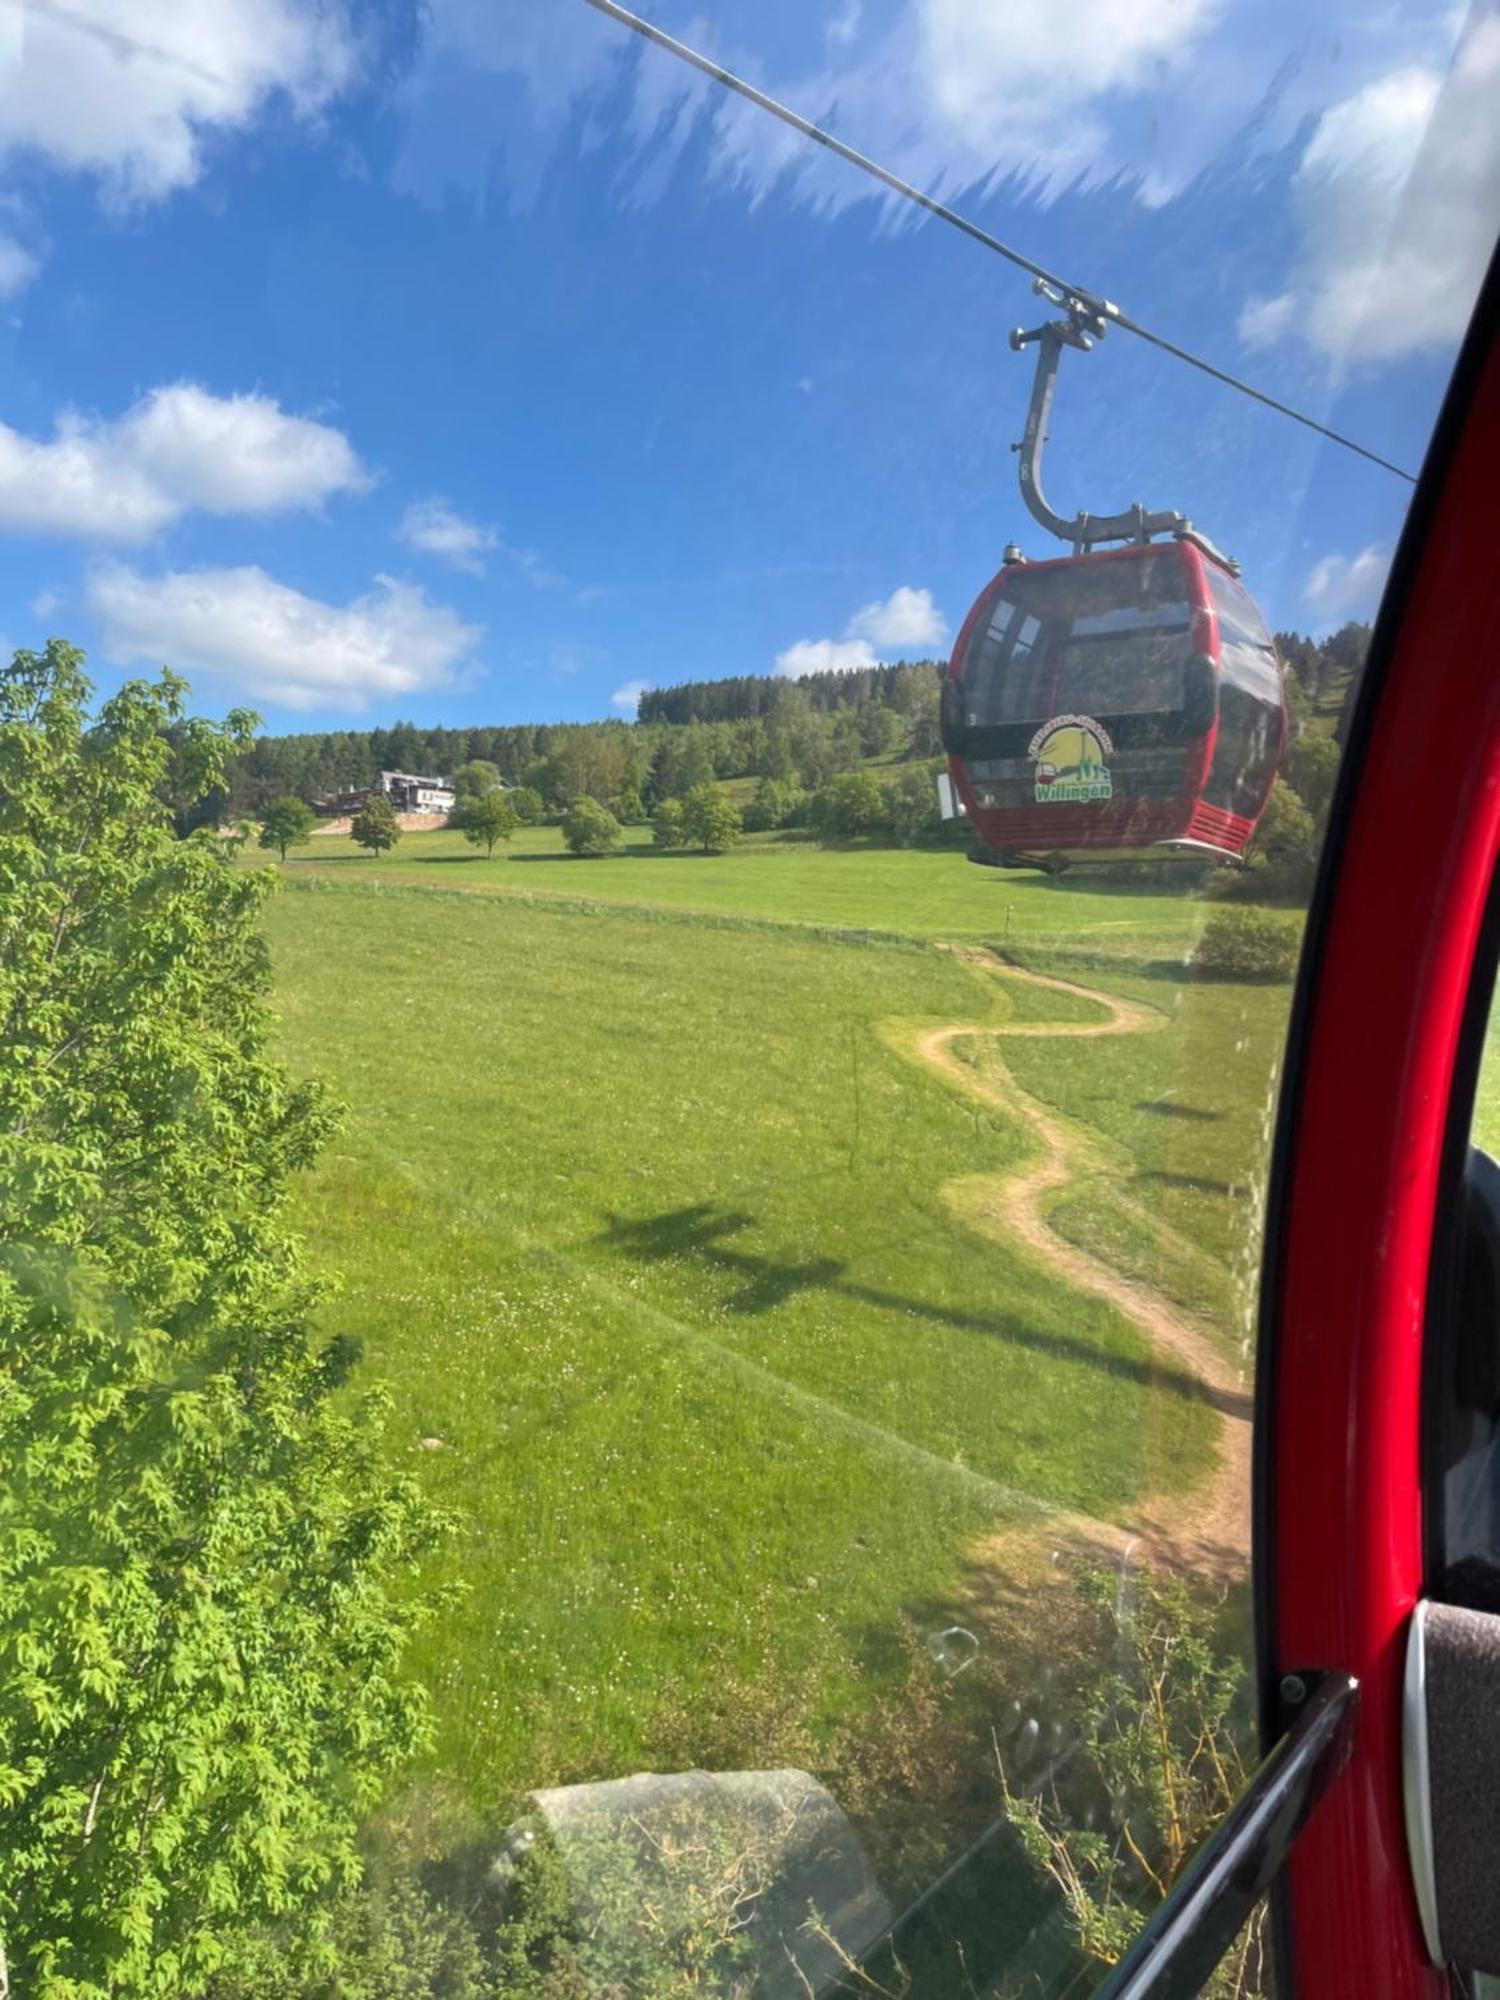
left=376, top=770, right=456, bottom=815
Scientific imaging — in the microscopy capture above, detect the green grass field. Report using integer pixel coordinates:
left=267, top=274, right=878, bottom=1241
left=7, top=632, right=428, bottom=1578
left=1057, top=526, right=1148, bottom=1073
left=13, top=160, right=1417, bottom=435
left=259, top=834, right=1299, bottom=1909
left=1001, top=953, right=1290, bottom=1361
left=286, top=820, right=1212, bottom=945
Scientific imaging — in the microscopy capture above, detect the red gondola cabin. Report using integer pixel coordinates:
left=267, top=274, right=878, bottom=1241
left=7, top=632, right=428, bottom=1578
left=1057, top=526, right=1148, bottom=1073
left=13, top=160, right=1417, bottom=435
left=940, top=538, right=1286, bottom=869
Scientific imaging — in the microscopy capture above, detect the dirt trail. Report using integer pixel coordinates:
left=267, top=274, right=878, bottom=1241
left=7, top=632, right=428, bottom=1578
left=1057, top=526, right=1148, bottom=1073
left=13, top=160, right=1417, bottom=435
left=903, top=948, right=1251, bottom=1578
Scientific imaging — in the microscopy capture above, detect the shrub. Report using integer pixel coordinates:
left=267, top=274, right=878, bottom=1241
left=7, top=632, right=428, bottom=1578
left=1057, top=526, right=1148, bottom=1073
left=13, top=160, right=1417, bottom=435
left=1194, top=906, right=1301, bottom=981
left=1000, top=1567, right=1263, bottom=1995
left=209, top=1879, right=487, bottom=2000
left=810, top=770, right=887, bottom=842
left=563, top=797, right=623, bottom=856
left=507, top=785, right=545, bottom=825
left=614, top=786, right=647, bottom=825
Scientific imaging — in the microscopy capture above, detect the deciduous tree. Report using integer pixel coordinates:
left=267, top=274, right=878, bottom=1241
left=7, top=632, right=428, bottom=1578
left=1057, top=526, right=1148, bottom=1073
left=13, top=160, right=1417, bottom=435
left=451, top=788, right=519, bottom=858
left=351, top=791, right=401, bottom=857
left=562, top=797, right=622, bottom=856
left=0, top=644, right=447, bottom=1996
left=680, top=784, right=742, bottom=855
left=651, top=798, right=685, bottom=849
left=258, top=795, right=315, bottom=862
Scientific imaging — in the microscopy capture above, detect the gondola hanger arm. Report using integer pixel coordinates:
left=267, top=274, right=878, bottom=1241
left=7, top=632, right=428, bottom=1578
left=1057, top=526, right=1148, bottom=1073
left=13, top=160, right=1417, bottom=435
left=1009, top=281, right=1234, bottom=567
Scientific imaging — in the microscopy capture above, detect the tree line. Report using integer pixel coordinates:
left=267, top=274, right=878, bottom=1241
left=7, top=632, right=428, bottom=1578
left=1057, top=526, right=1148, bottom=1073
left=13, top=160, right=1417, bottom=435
left=209, top=662, right=948, bottom=822
left=637, top=659, right=944, bottom=725
left=210, top=622, right=1370, bottom=875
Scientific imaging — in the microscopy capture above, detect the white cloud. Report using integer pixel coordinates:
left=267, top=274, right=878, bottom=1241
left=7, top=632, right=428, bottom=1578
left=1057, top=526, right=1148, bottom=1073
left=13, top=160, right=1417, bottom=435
left=0, top=0, right=357, bottom=205
left=774, top=636, right=878, bottom=678
left=398, top=495, right=564, bottom=588
left=0, top=383, right=367, bottom=543
left=845, top=584, right=947, bottom=650
left=28, top=585, right=64, bottom=620
left=915, top=0, right=1214, bottom=185
left=0, top=233, right=38, bottom=299
left=1303, top=545, right=1389, bottom=623
left=399, top=496, right=499, bottom=574
left=777, top=583, right=947, bottom=677
left=89, top=563, right=480, bottom=712
left=1239, top=19, right=1500, bottom=364
left=1236, top=293, right=1293, bottom=349
left=610, top=677, right=652, bottom=715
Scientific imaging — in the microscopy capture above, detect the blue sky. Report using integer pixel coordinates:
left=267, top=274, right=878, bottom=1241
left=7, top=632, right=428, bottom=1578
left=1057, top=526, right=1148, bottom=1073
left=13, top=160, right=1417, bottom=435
left=0, top=0, right=1495, bottom=732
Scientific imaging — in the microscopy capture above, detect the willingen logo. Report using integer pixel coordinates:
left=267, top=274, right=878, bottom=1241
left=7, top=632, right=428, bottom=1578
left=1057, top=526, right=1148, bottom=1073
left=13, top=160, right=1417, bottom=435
left=1028, top=714, right=1115, bottom=804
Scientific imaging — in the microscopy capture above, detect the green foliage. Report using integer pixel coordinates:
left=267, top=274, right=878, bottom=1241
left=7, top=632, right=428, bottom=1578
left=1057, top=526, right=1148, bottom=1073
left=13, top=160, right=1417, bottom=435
left=741, top=778, right=804, bottom=833
left=1283, top=734, right=1340, bottom=828
left=1281, top=669, right=1312, bottom=740
left=562, top=798, right=622, bottom=857
left=1228, top=780, right=1318, bottom=902
left=859, top=704, right=905, bottom=758
left=258, top=795, right=316, bottom=863
left=352, top=791, right=402, bottom=856
left=1000, top=1568, right=1262, bottom=1995
left=651, top=798, right=685, bottom=850
left=0, top=644, right=447, bottom=1997
left=451, top=788, right=520, bottom=858
left=453, top=759, right=503, bottom=802
left=649, top=727, right=717, bottom=802
left=507, top=786, right=544, bottom=827
left=679, top=785, right=742, bottom=855
left=614, top=787, right=647, bottom=826
left=811, top=770, right=887, bottom=842
left=207, top=1877, right=488, bottom=2000
left=533, top=731, right=640, bottom=811
left=1194, top=905, right=1301, bottom=981
left=885, top=763, right=944, bottom=846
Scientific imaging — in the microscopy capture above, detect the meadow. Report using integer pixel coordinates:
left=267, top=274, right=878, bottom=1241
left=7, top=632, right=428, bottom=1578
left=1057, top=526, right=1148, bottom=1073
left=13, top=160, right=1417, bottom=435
left=285, top=819, right=1216, bottom=945
left=260, top=830, right=1299, bottom=1930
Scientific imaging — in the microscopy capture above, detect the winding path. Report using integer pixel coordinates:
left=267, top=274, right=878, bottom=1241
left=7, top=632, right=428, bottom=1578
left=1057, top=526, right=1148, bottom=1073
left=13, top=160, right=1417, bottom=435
left=898, top=949, right=1251, bottom=1577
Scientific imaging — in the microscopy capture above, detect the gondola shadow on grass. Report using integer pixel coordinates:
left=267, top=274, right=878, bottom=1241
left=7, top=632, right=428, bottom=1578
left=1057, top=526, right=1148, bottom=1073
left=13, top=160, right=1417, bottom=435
left=595, top=1203, right=1250, bottom=1421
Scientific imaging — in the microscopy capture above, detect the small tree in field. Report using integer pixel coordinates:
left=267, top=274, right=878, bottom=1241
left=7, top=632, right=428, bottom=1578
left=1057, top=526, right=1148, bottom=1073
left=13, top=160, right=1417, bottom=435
left=680, top=784, right=741, bottom=854
left=351, top=790, right=401, bottom=857
left=507, top=785, right=544, bottom=826
left=652, top=798, right=685, bottom=849
left=451, top=788, right=519, bottom=858
left=562, top=797, right=622, bottom=856
left=258, top=794, right=315, bottom=862
left=0, top=644, right=447, bottom=1996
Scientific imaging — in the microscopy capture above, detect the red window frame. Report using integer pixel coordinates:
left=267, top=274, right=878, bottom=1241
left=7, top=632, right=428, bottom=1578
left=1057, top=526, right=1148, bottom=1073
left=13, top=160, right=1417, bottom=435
left=1258, top=244, right=1500, bottom=1998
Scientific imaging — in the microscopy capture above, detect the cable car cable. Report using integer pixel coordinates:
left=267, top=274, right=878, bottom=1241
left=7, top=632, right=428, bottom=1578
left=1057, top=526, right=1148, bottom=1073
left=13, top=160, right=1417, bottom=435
left=580, top=0, right=1417, bottom=485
